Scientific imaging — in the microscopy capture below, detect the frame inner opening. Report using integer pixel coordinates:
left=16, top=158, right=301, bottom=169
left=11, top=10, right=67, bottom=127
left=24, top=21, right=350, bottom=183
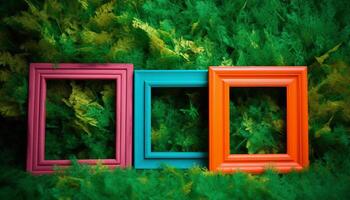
left=45, top=80, right=116, bottom=160
left=151, top=87, right=208, bottom=152
left=229, top=87, right=287, bottom=154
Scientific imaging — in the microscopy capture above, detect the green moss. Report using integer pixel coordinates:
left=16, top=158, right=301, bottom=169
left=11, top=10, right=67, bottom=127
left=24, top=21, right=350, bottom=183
left=1, top=153, right=350, bottom=199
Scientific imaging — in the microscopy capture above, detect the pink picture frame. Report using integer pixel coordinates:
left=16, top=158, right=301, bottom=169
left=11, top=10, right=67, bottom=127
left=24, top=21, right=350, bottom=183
left=27, top=63, right=133, bottom=174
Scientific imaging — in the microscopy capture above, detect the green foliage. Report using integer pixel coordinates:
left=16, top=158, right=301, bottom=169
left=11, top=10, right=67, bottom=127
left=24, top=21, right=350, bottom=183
left=45, top=80, right=115, bottom=159
left=0, top=0, right=350, bottom=198
left=0, top=52, right=27, bottom=117
left=230, top=88, right=286, bottom=154
left=1, top=153, right=350, bottom=199
left=151, top=88, right=208, bottom=152
left=308, top=55, right=350, bottom=159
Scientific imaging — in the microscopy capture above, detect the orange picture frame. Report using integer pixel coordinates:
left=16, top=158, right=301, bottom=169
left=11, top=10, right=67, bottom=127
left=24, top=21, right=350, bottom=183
left=209, top=66, right=309, bottom=174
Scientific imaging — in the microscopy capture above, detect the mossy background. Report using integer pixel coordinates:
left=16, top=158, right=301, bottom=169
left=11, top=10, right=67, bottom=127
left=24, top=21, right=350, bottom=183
left=45, top=80, right=115, bottom=159
left=151, top=88, right=208, bottom=152
left=230, top=87, right=287, bottom=154
left=0, top=0, right=350, bottom=199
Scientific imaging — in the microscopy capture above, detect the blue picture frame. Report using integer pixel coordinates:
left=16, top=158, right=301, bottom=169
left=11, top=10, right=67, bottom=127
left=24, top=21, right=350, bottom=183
left=134, top=70, right=208, bottom=169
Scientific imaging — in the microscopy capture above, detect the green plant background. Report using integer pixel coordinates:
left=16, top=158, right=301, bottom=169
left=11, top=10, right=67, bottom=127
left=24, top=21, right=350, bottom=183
left=151, top=88, right=208, bottom=152
left=45, top=80, right=115, bottom=159
left=0, top=0, right=350, bottom=199
left=230, top=87, right=286, bottom=154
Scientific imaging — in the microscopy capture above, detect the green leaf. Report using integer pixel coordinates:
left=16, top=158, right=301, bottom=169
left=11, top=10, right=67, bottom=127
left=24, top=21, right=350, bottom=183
left=315, top=43, right=342, bottom=64
left=63, top=82, right=111, bottom=131
left=0, top=101, right=20, bottom=117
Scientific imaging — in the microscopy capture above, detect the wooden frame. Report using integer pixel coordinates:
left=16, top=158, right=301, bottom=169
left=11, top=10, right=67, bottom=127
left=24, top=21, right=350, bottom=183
left=27, top=63, right=133, bottom=174
left=209, top=66, right=308, bottom=173
left=134, top=70, right=208, bottom=169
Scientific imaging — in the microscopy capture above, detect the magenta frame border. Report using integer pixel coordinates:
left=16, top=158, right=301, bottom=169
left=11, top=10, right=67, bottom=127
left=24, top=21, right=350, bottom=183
left=27, top=63, right=133, bottom=174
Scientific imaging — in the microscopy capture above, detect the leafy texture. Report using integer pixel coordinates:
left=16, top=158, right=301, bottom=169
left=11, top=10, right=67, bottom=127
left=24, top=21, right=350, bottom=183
left=0, top=0, right=350, bottom=199
left=0, top=155, right=350, bottom=200
left=230, top=88, right=286, bottom=154
left=151, top=88, right=208, bottom=152
left=45, top=80, right=115, bottom=159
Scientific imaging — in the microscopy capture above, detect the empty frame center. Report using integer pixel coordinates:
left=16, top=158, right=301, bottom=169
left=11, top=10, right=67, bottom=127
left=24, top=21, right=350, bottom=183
left=151, top=87, right=208, bottom=152
left=45, top=80, right=116, bottom=160
left=229, top=87, right=287, bottom=154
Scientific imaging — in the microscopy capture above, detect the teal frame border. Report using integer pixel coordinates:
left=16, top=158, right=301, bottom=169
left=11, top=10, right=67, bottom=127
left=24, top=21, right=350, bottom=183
left=134, top=70, right=208, bottom=169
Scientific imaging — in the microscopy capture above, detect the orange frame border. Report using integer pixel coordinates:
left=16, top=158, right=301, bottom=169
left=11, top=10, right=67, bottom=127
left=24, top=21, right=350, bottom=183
left=209, top=66, right=309, bottom=173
